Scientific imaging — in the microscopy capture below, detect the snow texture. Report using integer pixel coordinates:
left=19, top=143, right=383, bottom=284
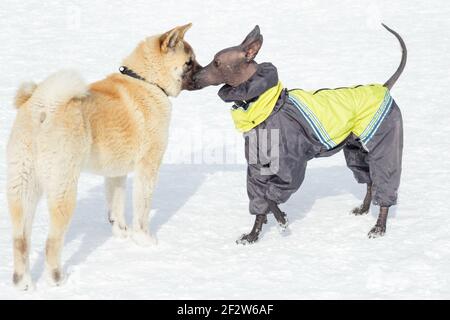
left=0, top=0, right=449, bottom=299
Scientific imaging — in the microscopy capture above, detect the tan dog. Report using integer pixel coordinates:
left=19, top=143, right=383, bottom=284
left=7, top=23, right=201, bottom=290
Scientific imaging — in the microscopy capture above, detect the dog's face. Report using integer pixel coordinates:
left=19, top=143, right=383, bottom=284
left=123, top=23, right=202, bottom=96
left=193, top=26, right=263, bottom=89
left=179, top=41, right=202, bottom=91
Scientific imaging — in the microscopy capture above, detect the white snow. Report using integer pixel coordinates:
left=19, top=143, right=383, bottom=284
left=1, top=0, right=449, bottom=299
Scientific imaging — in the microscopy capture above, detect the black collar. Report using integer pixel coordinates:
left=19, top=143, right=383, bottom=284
left=119, top=66, right=169, bottom=97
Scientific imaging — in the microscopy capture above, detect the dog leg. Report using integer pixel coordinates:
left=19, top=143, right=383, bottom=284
left=7, top=136, right=41, bottom=291
left=267, top=199, right=289, bottom=232
left=10, top=203, right=31, bottom=290
left=236, top=214, right=267, bottom=245
left=368, top=206, right=389, bottom=238
left=131, top=170, right=157, bottom=246
left=43, top=151, right=81, bottom=286
left=8, top=189, right=40, bottom=291
left=351, top=184, right=372, bottom=215
left=45, top=179, right=78, bottom=286
left=131, top=154, right=164, bottom=246
left=105, top=176, right=128, bottom=238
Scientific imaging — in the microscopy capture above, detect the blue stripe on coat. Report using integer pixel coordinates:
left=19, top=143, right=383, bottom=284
left=361, top=97, right=393, bottom=144
left=288, top=96, right=334, bottom=150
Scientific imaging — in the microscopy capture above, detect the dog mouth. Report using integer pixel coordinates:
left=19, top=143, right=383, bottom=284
left=181, top=60, right=204, bottom=91
left=191, top=70, right=214, bottom=90
left=181, top=74, right=199, bottom=91
left=182, top=68, right=204, bottom=91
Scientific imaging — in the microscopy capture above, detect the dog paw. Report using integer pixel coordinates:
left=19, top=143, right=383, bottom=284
left=13, top=272, right=34, bottom=291
left=368, top=225, right=386, bottom=238
left=351, top=205, right=370, bottom=216
left=46, top=268, right=66, bottom=287
left=112, top=222, right=129, bottom=239
left=132, top=230, right=157, bottom=247
left=236, top=233, right=259, bottom=245
left=277, top=216, right=289, bottom=233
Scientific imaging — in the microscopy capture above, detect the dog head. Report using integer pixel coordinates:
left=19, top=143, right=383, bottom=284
left=192, top=25, right=263, bottom=89
left=122, top=23, right=202, bottom=96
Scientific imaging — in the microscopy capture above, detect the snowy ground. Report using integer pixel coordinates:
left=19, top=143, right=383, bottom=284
left=1, top=0, right=449, bottom=299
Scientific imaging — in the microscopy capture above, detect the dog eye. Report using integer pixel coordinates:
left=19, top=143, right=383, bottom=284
left=186, top=58, right=193, bottom=66
left=214, top=60, right=220, bottom=68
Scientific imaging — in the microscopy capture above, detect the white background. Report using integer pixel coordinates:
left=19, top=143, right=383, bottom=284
left=0, top=0, right=449, bottom=299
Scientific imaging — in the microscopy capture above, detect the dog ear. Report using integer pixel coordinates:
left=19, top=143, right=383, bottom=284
left=177, top=23, right=192, bottom=41
left=160, top=27, right=181, bottom=53
left=240, top=25, right=263, bottom=61
left=241, top=25, right=261, bottom=46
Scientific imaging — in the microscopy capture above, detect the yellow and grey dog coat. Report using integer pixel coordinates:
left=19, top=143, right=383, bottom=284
left=220, top=63, right=402, bottom=213
left=288, top=84, right=393, bottom=149
left=231, top=83, right=393, bottom=149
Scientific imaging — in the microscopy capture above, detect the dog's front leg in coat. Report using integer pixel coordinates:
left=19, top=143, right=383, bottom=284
left=237, top=107, right=309, bottom=244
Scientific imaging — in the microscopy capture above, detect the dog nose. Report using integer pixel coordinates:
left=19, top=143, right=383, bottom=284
left=190, top=76, right=203, bottom=90
left=192, top=73, right=201, bottom=84
left=192, top=78, right=201, bottom=89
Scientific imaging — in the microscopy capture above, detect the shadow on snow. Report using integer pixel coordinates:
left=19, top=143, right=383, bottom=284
left=30, top=163, right=383, bottom=281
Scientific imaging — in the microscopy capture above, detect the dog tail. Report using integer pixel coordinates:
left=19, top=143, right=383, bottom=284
left=30, top=70, right=87, bottom=110
left=16, top=70, right=88, bottom=120
left=14, top=82, right=38, bottom=108
left=382, top=23, right=407, bottom=90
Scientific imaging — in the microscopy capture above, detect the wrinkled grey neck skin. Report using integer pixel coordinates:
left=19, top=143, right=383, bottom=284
left=218, top=63, right=279, bottom=103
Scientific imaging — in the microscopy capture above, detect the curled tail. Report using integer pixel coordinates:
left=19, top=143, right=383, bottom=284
left=14, top=82, right=37, bottom=108
left=382, top=23, right=407, bottom=90
left=14, top=70, right=88, bottom=122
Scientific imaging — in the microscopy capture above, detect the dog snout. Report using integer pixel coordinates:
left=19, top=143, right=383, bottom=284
left=192, top=67, right=213, bottom=90
left=193, top=61, right=203, bottom=74
left=192, top=72, right=200, bottom=85
left=191, top=70, right=204, bottom=89
left=181, top=61, right=203, bottom=91
left=192, top=67, right=203, bottom=81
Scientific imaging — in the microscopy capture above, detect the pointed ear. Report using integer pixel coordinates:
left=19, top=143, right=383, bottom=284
left=160, top=27, right=181, bottom=53
left=240, top=25, right=263, bottom=61
left=177, top=23, right=192, bottom=41
left=241, top=25, right=261, bottom=46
